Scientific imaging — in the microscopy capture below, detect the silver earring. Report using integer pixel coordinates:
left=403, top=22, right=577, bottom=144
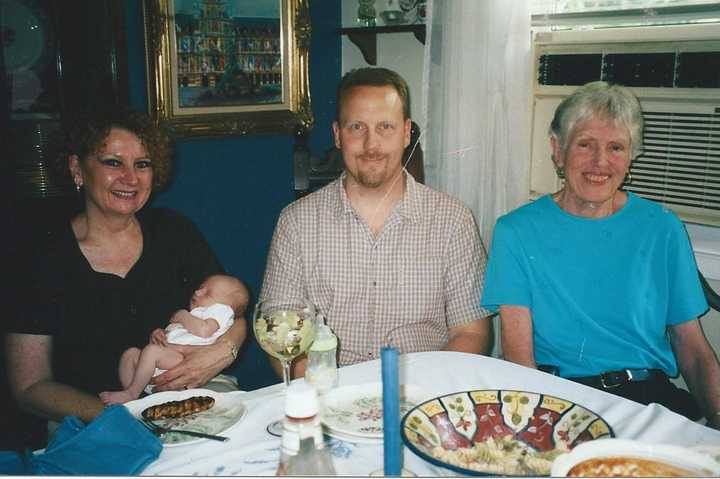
left=555, top=166, right=565, bottom=179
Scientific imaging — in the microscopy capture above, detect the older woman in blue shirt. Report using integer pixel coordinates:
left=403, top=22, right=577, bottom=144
left=482, top=81, right=720, bottom=427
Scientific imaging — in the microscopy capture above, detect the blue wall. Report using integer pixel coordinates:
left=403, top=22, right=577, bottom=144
left=125, top=1, right=341, bottom=390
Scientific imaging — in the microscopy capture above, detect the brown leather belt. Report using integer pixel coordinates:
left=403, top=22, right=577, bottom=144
left=569, top=368, right=666, bottom=389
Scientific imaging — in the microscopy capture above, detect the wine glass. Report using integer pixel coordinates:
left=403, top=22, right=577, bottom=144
left=253, top=297, right=317, bottom=436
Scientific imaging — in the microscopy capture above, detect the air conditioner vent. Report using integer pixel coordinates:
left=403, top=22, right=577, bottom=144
left=628, top=110, right=720, bottom=212
left=539, top=54, right=602, bottom=85
left=678, top=52, right=720, bottom=87
left=538, top=51, right=720, bottom=87
left=605, top=52, right=675, bottom=87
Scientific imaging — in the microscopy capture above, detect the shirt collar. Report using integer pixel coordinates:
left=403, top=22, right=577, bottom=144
left=333, top=171, right=422, bottom=225
left=335, top=172, right=354, bottom=218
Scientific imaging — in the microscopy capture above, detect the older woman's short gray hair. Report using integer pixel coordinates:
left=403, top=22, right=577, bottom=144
left=549, top=81, right=644, bottom=160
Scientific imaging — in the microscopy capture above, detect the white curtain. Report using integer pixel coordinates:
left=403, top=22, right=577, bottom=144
left=420, top=0, right=532, bottom=246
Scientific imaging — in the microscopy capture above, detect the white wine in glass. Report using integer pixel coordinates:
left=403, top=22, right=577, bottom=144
left=253, top=297, right=317, bottom=436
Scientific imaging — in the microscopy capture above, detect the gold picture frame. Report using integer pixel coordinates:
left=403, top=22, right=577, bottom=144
left=143, top=0, right=312, bottom=138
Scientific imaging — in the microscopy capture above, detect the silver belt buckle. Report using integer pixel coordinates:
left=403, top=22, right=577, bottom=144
left=600, top=370, right=628, bottom=389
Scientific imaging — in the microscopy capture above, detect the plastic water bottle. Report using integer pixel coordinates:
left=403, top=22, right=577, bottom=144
left=276, top=383, right=336, bottom=476
left=305, top=322, right=338, bottom=394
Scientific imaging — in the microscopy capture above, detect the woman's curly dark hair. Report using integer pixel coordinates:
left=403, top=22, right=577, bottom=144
left=56, top=110, right=173, bottom=190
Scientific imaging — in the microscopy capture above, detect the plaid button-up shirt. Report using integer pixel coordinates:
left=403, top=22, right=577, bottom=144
left=260, top=173, right=491, bottom=366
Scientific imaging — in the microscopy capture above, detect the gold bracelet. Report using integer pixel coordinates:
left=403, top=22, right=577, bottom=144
left=220, top=338, right=238, bottom=360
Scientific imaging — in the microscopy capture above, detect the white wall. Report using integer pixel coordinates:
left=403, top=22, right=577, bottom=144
left=341, top=1, right=426, bottom=124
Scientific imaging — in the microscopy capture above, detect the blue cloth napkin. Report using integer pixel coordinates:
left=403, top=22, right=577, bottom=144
left=0, top=450, right=32, bottom=475
left=0, top=405, right=162, bottom=475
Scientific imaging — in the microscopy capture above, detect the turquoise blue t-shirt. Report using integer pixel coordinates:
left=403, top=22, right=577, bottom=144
left=481, top=193, right=708, bottom=378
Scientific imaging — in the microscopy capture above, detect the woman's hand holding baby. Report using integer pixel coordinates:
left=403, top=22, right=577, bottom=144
left=151, top=341, right=231, bottom=391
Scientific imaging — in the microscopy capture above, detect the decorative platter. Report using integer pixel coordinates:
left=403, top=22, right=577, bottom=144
left=401, top=389, right=614, bottom=476
left=124, top=388, right=247, bottom=446
left=321, top=383, right=427, bottom=440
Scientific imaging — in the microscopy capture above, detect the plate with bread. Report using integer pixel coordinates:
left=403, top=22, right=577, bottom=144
left=125, top=388, right=247, bottom=446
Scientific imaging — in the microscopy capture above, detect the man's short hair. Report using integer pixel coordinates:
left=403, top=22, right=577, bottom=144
left=336, top=67, right=411, bottom=120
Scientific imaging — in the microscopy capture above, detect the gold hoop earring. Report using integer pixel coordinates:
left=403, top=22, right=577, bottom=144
left=624, top=170, right=633, bottom=186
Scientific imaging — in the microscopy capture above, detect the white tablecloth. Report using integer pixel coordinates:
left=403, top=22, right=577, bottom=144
left=141, top=351, right=720, bottom=476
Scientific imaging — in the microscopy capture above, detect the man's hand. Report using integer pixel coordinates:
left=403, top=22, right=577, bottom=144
left=150, top=328, right=168, bottom=346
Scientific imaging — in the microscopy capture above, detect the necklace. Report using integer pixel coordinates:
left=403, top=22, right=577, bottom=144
left=553, top=189, right=622, bottom=217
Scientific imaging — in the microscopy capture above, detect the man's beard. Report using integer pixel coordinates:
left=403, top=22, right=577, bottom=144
left=356, top=153, right=390, bottom=188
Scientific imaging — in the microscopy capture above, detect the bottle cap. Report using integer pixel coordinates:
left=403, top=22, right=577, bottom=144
left=309, top=324, right=337, bottom=351
left=285, top=382, right=319, bottom=418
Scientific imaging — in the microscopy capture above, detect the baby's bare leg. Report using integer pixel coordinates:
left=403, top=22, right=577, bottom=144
left=156, top=344, right=185, bottom=370
left=118, top=348, right=141, bottom=388
left=100, top=344, right=184, bottom=404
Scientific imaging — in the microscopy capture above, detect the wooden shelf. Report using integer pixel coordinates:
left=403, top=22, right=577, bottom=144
left=339, top=25, right=426, bottom=65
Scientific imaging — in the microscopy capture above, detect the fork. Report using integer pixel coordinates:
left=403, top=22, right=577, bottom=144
left=140, top=418, right=229, bottom=442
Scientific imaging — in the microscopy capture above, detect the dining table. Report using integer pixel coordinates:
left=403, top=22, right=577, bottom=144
left=139, top=351, right=720, bottom=476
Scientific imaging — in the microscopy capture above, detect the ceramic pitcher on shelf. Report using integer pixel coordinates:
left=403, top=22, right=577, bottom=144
left=357, top=0, right=377, bottom=27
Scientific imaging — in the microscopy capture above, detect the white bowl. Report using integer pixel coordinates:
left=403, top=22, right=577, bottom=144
left=551, top=438, right=720, bottom=477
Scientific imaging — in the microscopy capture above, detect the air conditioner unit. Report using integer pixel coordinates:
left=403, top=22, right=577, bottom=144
left=530, top=24, right=720, bottom=225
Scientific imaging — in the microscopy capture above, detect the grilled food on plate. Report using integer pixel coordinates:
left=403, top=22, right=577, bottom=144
left=142, top=395, right=215, bottom=420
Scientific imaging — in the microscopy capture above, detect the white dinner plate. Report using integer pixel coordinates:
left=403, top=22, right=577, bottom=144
left=124, top=388, right=247, bottom=446
left=322, top=425, right=382, bottom=444
left=321, top=383, right=426, bottom=439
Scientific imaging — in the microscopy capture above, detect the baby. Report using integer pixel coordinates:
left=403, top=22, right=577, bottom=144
left=100, top=274, right=248, bottom=404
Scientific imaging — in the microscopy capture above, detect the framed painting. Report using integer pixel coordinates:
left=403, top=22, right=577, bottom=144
left=143, top=0, right=312, bottom=138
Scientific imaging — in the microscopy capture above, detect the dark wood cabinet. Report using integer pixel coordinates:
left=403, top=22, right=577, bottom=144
left=1, top=0, right=128, bottom=449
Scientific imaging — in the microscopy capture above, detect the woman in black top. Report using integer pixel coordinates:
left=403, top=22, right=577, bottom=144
left=5, top=110, right=246, bottom=424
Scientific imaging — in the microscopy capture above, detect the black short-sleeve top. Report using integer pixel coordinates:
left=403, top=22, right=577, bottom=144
left=10, top=208, right=223, bottom=394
